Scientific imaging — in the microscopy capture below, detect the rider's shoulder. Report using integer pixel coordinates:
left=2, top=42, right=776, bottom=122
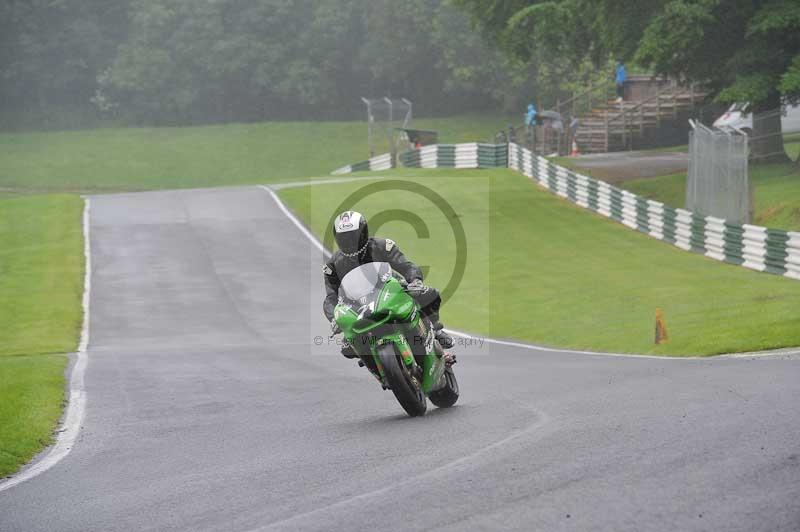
left=371, top=237, right=397, bottom=253
left=323, top=256, right=338, bottom=276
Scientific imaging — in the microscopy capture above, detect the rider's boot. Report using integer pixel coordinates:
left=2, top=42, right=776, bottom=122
left=432, top=321, right=455, bottom=350
left=431, top=320, right=456, bottom=366
left=341, top=344, right=358, bottom=359
left=436, top=331, right=455, bottom=350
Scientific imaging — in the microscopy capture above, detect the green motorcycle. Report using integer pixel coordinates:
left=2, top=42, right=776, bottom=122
left=333, top=262, right=459, bottom=417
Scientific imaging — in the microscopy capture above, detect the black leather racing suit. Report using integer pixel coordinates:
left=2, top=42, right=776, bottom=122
left=323, top=237, right=444, bottom=338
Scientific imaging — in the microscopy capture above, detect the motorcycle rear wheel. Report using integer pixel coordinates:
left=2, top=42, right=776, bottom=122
left=377, top=343, right=427, bottom=417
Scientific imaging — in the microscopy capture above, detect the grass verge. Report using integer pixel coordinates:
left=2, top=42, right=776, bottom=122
left=279, top=168, right=800, bottom=356
left=0, top=114, right=511, bottom=194
left=0, top=355, right=67, bottom=478
left=0, top=194, right=84, bottom=478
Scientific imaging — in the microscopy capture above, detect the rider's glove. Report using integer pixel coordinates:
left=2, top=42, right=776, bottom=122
left=330, top=321, right=341, bottom=337
left=407, top=279, right=427, bottom=295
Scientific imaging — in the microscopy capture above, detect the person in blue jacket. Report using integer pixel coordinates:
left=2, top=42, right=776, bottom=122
left=615, top=61, right=627, bottom=103
left=525, top=103, right=537, bottom=145
left=526, top=103, right=537, bottom=127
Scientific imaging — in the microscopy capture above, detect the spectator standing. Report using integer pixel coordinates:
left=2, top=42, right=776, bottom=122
left=525, top=103, right=537, bottom=147
left=526, top=103, right=537, bottom=127
left=615, top=61, right=627, bottom=103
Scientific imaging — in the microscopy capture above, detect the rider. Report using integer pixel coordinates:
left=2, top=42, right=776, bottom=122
left=323, top=210, right=455, bottom=358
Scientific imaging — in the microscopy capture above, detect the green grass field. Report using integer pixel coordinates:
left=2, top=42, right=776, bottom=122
left=0, top=114, right=511, bottom=194
left=280, top=169, right=800, bottom=356
left=0, top=195, right=84, bottom=478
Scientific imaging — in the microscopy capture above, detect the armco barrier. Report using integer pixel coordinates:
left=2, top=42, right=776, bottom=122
left=332, top=144, right=507, bottom=175
left=401, top=143, right=507, bottom=169
left=508, top=143, right=800, bottom=281
left=331, top=153, right=393, bottom=175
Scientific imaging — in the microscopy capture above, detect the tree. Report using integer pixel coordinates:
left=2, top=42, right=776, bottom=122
left=103, top=0, right=524, bottom=123
left=1, top=0, right=535, bottom=129
left=432, top=1, right=537, bottom=113
left=454, top=0, right=800, bottom=162
left=0, top=0, right=129, bottom=128
left=107, top=0, right=320, bottom=123
left=636, top=0, right=800, bottom=162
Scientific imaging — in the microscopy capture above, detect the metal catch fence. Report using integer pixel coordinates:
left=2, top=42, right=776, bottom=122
left=686, top=121, right=750, bottom=225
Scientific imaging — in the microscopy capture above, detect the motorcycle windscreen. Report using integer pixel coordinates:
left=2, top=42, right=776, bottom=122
left=339, top=262, right=391, bottom=302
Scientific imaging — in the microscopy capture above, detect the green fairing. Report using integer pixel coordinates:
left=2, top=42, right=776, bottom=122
left=334, top=266, right=447, bottom=395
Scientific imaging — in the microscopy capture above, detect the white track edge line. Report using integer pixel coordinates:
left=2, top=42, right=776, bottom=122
left=78, top=198, right=91, bottom=353
left=270, top=176, right=386, bottom=191
left=259, top=185, right=331, bottom=259
left=443, top=328, right=695, bottom=360
left=262, top=184, right=798, bottom=361
left=0, top=198, right=91, bottom=493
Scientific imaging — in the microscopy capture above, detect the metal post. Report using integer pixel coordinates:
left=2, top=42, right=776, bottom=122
left=709, top=125, right=716, bottom=217
left=361, top=97, right=373, bottom=157
left=385, top=97, right=393, bottom=123
left=687, top=126, right=693, bottom=212
left=401, top=98, right=413, bottom=127
left=384, top=97, right=394, bottom=158
left=745, top=132, right=752, bottom=224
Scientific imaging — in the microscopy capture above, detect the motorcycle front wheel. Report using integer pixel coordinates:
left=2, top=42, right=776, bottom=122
left=377, top=343, right=427, bottom=417
left=428, top=367, right=459, bottom=408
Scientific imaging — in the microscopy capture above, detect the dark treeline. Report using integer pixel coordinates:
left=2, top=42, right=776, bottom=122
left=0, top=0, right=536, bottom=129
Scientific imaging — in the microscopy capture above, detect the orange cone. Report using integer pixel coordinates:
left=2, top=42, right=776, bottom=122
left=655, top=308, right=669, bottom=345
left=571, top=139, right=580, bottom=157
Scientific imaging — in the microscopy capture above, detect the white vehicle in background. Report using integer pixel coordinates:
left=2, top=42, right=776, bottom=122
left=714, top=103, right=800, bottom=135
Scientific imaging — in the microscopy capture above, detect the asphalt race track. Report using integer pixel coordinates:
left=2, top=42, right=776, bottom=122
left=1, top=186, right=799, bottom=532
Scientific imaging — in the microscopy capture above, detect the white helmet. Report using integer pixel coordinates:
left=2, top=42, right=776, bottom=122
left=333, top=211, right=369, bottom=257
